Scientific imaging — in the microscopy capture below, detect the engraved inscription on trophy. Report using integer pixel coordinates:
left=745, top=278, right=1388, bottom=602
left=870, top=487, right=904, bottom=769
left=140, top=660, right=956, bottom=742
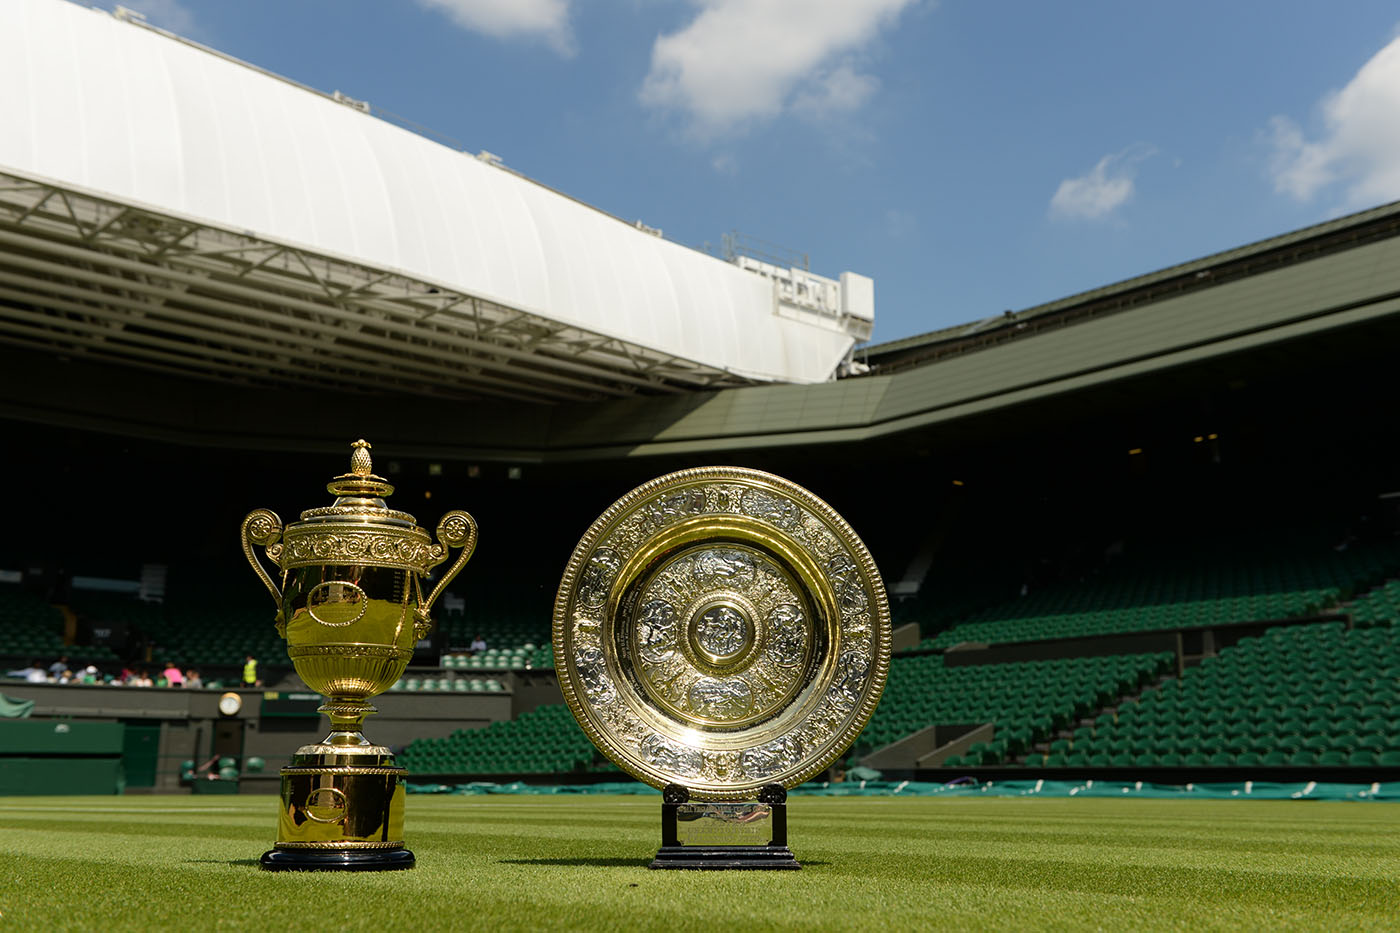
left=674, top=804, right=774, bottom=846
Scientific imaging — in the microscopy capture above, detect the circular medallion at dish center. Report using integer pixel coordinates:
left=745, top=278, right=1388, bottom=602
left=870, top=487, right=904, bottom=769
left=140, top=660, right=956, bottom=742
left=628, top=544, right=813, bottom=729
left=553, top=466, right=891, bottom=800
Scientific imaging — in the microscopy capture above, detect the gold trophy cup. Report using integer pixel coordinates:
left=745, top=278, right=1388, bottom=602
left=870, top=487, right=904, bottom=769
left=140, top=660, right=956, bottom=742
left=242, top=439, right=477, bottom=871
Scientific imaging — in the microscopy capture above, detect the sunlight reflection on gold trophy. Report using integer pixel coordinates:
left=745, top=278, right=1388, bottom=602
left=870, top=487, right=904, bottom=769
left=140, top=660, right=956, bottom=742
left=242, top=439, right=477, bottom=871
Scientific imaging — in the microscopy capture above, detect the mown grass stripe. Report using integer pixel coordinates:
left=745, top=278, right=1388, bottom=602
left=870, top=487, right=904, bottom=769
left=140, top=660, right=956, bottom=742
left=1, top=795, right=1397, bottom=932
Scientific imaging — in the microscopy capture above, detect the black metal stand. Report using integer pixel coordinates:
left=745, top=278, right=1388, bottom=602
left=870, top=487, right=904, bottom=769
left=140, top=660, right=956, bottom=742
left=259, top=848, right=416, bottom=871
left=649, top=783, right=800, bottom=870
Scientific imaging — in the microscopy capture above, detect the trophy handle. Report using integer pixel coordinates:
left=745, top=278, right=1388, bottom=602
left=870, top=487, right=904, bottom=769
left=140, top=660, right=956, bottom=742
left=241, top=508, right=285, bottom=610
left=421, top=510, right=478, bottom=618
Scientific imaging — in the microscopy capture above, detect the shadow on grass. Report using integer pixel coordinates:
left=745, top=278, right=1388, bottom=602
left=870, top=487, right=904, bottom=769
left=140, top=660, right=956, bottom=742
left=500, top=857, right=828, bottom=868
left=185, top=858, right=263, bottom=868
left=499, top=857, right=648, bottom=867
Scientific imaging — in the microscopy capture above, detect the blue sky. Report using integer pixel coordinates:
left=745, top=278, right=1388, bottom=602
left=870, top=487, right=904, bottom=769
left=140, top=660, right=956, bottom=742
left=125, top=0, right=1400, bottom=344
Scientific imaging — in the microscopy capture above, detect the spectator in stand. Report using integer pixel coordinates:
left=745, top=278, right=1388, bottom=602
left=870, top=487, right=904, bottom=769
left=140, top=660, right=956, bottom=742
left=119, top=666, right=135, bottom=684
left=470, top=634, right=487, bottom=654
left=243, top=654, right=260, bottom=687
left=131, top=670, right=154, bottom=687
left=184, top=668, right=203, bottom=690
left=162, top=662, right=184, bottom=687
left=7, top=661, right=48, bottom=683
left=48, top=655, right=70, bottom=678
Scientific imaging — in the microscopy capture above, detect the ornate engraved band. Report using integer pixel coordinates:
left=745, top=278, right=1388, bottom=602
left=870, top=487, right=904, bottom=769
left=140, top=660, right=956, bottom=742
left=298, top=505, right=418, bottom=523
left=279, top=526, right=439, bottom=573
left=288, top=645, right=415, bottom=661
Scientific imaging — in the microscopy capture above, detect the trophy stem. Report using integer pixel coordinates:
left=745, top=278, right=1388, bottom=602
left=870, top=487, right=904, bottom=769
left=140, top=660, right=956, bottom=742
left=319, top=698, right=376, bottom=747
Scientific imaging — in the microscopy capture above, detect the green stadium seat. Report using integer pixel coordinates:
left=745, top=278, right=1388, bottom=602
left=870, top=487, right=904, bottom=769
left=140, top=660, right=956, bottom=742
left=1353, top=733, right=1386, bottom=752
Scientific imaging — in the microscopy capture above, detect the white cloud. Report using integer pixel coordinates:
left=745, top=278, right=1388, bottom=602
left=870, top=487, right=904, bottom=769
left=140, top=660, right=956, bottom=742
left=415, top=0, right=575, bottom=56
left=1268, top=35, right=1400, bottom=209
left=792, top=64, right=880, bottom=117
left=119, top=0, right=199, bottom=37
left=640, top=0, right=920, bottom=138
left=1050, top=144, right=1157, bottom=221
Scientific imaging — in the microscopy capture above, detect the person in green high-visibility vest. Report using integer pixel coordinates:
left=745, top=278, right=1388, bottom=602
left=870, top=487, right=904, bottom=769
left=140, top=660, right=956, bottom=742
left=242, top=654, right=260, bottom=688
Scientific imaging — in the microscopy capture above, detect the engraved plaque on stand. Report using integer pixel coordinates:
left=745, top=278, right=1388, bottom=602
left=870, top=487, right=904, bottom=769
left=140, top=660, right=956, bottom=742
left=650, top=783, right=798, bottom=870
left=554, top=467, right=891, bottom=870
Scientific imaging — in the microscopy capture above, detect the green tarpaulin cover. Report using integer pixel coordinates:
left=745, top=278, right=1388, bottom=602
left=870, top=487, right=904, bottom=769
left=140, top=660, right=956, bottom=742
left=0, top=693, right=35, bottom=719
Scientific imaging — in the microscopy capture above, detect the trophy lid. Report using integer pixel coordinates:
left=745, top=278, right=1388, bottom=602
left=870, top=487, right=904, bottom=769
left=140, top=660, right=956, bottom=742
left=295, top=439, right=417, bottom=528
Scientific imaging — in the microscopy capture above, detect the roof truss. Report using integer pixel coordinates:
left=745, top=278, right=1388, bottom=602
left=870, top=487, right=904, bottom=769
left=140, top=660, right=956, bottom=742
left=0, top=171, right=754, bottom=403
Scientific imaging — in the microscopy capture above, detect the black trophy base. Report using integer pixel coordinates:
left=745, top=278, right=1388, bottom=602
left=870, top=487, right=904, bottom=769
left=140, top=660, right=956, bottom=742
left=259, top=848, right=416, bottom=872
left=650, top=844, right=801, bottom=870
left=649, top=783, right=801, bottom=871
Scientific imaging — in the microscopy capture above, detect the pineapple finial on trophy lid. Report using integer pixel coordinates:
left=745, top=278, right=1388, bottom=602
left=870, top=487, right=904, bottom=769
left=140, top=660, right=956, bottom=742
left=350, top=438, right=373, bottom=476
left=327, top=438, right=396, bottom=500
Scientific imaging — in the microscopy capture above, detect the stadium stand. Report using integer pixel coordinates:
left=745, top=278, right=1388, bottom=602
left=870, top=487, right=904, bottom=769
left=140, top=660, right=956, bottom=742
left=396, top=703, right=596, bottom=776
left=1081, top=621, right=1400, bottom=769
left=438, top=598, right=552, bottom=669
left=389, top=675, right=506, bottom=693
left=1347, top=578, right=1400, bottom=628
left=852, top=651, right=1175, bottom=766
left=0, top=586, right=64, bottom=661
left=922, top=534, right=1400, bottom=649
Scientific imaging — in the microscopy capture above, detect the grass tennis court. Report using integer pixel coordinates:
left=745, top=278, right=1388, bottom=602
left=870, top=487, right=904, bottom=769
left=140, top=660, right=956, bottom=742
left=4, top=795, right=1399, bottom=930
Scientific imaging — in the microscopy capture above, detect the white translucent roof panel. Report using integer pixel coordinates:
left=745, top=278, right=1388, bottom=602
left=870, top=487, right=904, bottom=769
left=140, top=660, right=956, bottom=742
left=0, top=0, right=858, bottom=384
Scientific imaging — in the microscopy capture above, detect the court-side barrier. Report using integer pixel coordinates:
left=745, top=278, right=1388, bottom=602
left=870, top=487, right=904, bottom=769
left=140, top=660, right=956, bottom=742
left=405, top=778, right=1400, bottom=800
